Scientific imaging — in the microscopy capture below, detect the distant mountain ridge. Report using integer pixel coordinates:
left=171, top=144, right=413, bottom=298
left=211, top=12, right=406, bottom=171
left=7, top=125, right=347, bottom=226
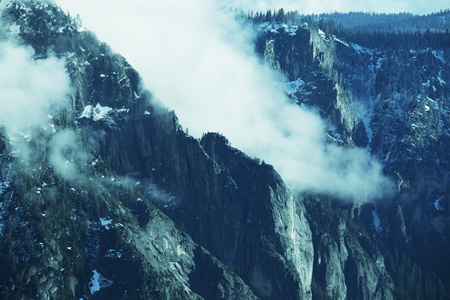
left=314, top=10, right=450, bottom=33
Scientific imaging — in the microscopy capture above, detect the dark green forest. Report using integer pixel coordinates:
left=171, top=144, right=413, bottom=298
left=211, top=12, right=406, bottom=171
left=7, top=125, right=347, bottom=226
left=241, top=9, right=450, bottom=49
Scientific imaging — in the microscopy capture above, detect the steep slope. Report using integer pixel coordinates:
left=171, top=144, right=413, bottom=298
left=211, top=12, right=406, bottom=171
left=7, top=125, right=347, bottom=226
left=2, top=1, right=448, bottom=299
left=254, top=16, right=450, bottom=299
left=0, top=1, right=314, bottom=299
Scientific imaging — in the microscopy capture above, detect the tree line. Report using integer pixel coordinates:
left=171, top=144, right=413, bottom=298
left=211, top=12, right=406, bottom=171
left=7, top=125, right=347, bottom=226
left=241, top=9, right=450, bottom=49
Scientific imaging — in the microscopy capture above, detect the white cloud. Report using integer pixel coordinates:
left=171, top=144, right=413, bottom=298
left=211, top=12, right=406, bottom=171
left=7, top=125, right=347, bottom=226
left=0, top=40, right=70, bottom=131
left=0, top=33, right=71, bottom=168
left=55, top=0, right=394, bottom=200
left=49, top=129, right=93, bottom=181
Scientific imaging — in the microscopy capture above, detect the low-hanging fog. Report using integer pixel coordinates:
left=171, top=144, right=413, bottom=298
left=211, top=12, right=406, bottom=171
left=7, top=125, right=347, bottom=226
left=55, top=0, right=395, bottom=200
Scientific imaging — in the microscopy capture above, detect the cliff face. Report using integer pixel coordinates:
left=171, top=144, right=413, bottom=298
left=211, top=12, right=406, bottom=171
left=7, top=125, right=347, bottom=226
left=1, top=1, right=449, bottom=299
left=255, top=19, right=450, bottom=299
left=0, top=1, right=313, bottom=299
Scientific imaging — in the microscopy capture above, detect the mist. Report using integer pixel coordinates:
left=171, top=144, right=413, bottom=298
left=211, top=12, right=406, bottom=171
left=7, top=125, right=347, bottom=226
left=55, top=0, right=395, bottom=201
left=0, top=31, right=73, bottom=169
left=0, top=41, right=69, bottom=131
left=0, top=16, right=91, bottom=183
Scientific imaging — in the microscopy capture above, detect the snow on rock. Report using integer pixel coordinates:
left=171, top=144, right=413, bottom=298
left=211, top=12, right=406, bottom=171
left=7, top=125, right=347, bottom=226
left=286, top=78, right=306, bottom=95
left=99, top=217, right=112, bottom=230
left=334, top=37, right=349, bottom=47
left=432, top=50, right=446, bottom=64
left=285, top=78, right=311, bottom=103
left=434, top=197, right=444, bottom=211
left=438, top=75, right=447, bottom=85
left=283, top=24, right=298, bottom=36
left=318, top=29, right=326, bottom=39
left=89, top=270, right=113, bottom=294
left=79, top=103, right=113, bottom=121
left=352, top=43, right=364, bottom=53
left=257, top=22, right=298, bottom=36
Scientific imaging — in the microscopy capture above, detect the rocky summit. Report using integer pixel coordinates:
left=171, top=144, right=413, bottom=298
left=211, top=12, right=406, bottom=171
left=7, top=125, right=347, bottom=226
left=0, top=1, right=449, bottom=299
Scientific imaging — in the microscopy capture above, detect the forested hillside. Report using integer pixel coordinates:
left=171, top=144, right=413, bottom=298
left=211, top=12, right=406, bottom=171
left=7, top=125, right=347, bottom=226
left=248, top=9, right=450, bottom=299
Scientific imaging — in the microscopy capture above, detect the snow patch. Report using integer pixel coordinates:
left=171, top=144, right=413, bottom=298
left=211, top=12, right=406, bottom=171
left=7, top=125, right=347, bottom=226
left=318, top=29, right=326, bottom=39
left=376, top=57, right=383, bottom=70
left=89, top=270, right=113, bottom=294
left=285, top=78, right=310, bottom=103
left=432, top=50, right=446, bottom=64
left=352, top=43, right=364, bottom=53
left=438, top=75, right=446, bottom=85
left=286, top=78, right=305, bottom=95
left=282, top=24, right=298, bottom=36
left=334, top=37, right=349, bottom=47
left=106, top=249, right=122, bottom=259
left=434, top=197, right=444, bottom=211
left=79, top=103, right=113, bottom=121
left=257, top=22, right=298, bottom=36
left=99, top=217, right=112, bottom=230
left=227, top=176, right=238, bottom=189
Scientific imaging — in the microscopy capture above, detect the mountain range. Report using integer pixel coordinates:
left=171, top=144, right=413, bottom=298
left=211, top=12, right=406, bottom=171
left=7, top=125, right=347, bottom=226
left=0, top=1, right=449, bottom=299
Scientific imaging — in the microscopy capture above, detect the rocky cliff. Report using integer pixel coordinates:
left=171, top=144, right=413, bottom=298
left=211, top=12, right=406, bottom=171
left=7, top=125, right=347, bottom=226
left=255, top=16, right=449, bottom=299
left=0, top=1, right=313, bottom=299
left=0, top=1, right=449, bottom=300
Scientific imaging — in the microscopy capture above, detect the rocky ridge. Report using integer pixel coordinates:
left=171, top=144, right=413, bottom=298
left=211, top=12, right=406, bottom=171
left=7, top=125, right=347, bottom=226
left=0, top=1, right=314, bottom=299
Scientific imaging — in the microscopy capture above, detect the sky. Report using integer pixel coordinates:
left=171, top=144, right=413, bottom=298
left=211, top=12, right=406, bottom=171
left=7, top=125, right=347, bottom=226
left=51, top=0, right=403, bottom=201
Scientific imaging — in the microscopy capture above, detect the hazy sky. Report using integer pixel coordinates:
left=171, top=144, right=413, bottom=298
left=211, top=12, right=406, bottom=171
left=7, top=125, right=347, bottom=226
left=54, top=0, right=448, bottom=16
left=54, top=0, right=397, bottom=200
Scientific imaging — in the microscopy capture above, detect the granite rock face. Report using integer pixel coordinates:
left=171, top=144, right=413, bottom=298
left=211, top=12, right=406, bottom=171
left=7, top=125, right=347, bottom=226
left=0, top=1, right=314, bottom=299
left=255, top=19, right=449, bottom=299
left=0, top=1, right=449, bottom=299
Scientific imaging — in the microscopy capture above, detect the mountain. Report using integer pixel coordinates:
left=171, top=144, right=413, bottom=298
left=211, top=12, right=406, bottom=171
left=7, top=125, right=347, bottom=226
left=253, top=11, right=450, bottom=299
left=0, top=1, right=310, bottom=299
left=0, top=1, right=449, bottom=299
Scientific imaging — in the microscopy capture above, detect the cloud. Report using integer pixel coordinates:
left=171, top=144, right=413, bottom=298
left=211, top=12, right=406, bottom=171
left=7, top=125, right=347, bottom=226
left=48, top=129, right=94, bottom=181
left=55, top=0, right=394, bottom=200
left=0, top=40, right=70, bottom=131
left=0, top=19, right=71, bottom=167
